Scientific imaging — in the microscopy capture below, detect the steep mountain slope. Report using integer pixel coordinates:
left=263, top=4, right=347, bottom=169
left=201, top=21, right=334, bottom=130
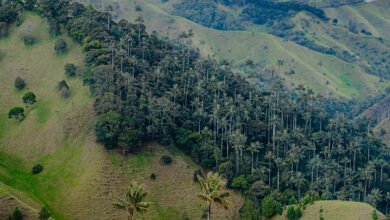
left=79, top=0, right=389, bottom=100
left=0, top=13, right=241, bottom=220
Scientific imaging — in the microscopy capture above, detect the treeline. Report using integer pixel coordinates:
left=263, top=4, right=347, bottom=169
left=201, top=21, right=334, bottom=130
left=239, top=0, right=328, bottom=25
left=5, top=0, right=389, bottom=218
left=172, top=0, right=327, bottom=30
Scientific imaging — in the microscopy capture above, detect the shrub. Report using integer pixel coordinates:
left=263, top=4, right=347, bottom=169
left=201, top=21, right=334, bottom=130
left=54, top=38, right=67, bottom=54
left=295, top=208, right=302, bottom=219
left=160, top=155, right=172, bottom=165
left=14, top=76, right=26, bottom=90
left=287, top=206, right=296, bottom=220
left=231, top=175, right=249, bottom=191
left=289, top=195, right=298, bottom=205
left=262, top=195, right=282, bottom=219
left=372, top=210, right=378, bottom=220
left=64, top=63, right=76, bottom=77
left=22, top=33, right=36, bottom=45
left=23, top=92, right=36, bottom=105
left=8, top=107, right=25, bottom=120
left=38, top=207, right=51, bottom=220
left=150, top=172, right=156, bottom=180
left=32, top=164, right=43, bottom=174
left=9, top=207, right=23, bottom=220
left=57, top=80, right=69, bottom=91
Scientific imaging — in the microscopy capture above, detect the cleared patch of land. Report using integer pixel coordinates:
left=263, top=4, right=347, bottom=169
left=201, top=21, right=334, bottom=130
left=274, top=200, right=385, bottom=220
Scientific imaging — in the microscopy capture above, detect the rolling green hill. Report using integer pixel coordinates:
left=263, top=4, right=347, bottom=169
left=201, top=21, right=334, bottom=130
left=78, top=0, right=389, bottom=100
left=0, top=13, right=242, bottom=220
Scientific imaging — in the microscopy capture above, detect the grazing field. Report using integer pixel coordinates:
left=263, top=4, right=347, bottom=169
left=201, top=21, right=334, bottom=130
left=0, top=12, right=241, bottom=219
left=274, top=200, right=385, bottom=220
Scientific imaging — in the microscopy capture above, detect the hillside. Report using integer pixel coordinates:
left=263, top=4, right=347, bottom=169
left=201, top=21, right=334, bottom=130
left=274, top=201, right=385, bottom=220
left=77, top=0, right=389, bottom=100
left=0, top=13, right=241, bottom=220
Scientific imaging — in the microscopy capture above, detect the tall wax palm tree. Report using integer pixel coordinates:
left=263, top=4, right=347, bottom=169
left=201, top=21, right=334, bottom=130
left=197, top=172, right=230, bottom=220
left=248, top=141, right=263, bottom=171
left=293, top=172, right=307, bottom=200
left=113, top=182, right=153, bottom=220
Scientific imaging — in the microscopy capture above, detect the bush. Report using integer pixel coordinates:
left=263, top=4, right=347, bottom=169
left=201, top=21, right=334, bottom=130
left=57, top=80, right=69, bottom=90
left=287, top=206, right=296, bottom=220
left=15, top=76, right=26, bottom=90
left=150, top=172, right=156, bottom=180
left=64, top=63, right=76, bottom=77
left=289, top=196, right=298, bottom=205
left=54, top=38, right=67, bottom=54
left=8, top=107, right=25, bottom=120
left=32, top=164, right=43, bottom=174
left=372, top=210, right=378, bottom=220
left=160, top=155, right=172, bottom=165
left=231, top=175, right=249, bottom=191
left=262, top=195, right=282, bottom=219
left=22, top=33, right=36, bottom=46
left=287, top=206, right=303, bottom=220
left=38, top=207, right=51, bottom=220
left=9, top=207, right=23, bottom=220
left=23, top=92, right=36, bottom=105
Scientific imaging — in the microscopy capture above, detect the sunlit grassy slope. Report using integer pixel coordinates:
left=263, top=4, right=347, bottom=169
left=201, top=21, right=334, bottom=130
left=274, top=200, right=385, bottom=220
left=78, top=0, right=389, bottom=100
left=0, top=13, right=242, bottom=219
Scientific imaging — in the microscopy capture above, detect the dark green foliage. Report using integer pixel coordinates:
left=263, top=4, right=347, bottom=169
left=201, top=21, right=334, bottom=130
left=64, top=63, right=76, bottom=77
left=24, top=0, right=37, bottom=11
left=8, top=107, right=24, bottom=120
left=32, top=0, right=390, bottom=214
left=261, top=195, right=282, bottom=219
left=57, top=80, right=69, bottom=90
left=150, top=172, right=156, bottom=180
left=0, top=22, right=8, bottom=37
left=14, top=76, right=26, bottom=90
left=160, top=155, right=172, bottom=165
left=57, top=80, right=70, bottom=98
left=289, top=196, right=298, bottom=205
left=32, top=164, right=43, bottom=174
left=48, top=19, right=60, bottom=37
left=22, top=34, right=36, bottom=46
left=9, top=207, right=23, bottom=220
left=319, top=206, right=324, bottom=220
left=287, top=204, right=303, bottom=220
left=95, top=111, right=121, bottom=149
left=38, top=207, right=51, bottom=220
left=287, top=206, right=296, bottom=220
left=23, top=92, right=36, bottom=105
left=0, top=3, right=19, bottom=24
left=372, top=210, right=378, bottom=220
left=54, top=38, right=67, bottom=54
left=231, top=175, right=249, bottom=191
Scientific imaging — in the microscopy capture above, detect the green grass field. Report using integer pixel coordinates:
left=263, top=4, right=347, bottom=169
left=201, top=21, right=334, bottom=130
left=274, top=200, right=385, bottom=220
left=78, top=0, right=390, bottom=100
left=0, top=12, right=242, bottom=219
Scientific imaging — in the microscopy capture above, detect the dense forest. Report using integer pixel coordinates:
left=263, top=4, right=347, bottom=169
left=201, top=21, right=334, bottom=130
left=1, top=0, right=389, bottom=219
